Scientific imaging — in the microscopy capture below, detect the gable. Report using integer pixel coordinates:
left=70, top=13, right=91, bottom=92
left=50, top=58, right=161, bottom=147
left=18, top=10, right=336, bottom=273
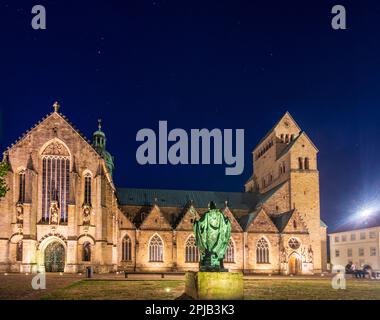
left=5, top=110, right=114, bottom=187
left=253, top=112, right=301, bottom=152
left=274, top=112, right=301, bottom=135
left=175, top=206, right=199, bottom=231
left=140, top=205, right=172, bottom=230
left=119, top=210, right=136, bottom=229
left=282, top=210, right=309, bottom=234
left=246, top=208, right=278, bottom=233
left=223, top=208, right=243, bottom=232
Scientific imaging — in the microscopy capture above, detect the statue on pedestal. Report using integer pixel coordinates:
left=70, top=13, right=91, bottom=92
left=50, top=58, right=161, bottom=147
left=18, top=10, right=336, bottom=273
left=192, top=201, right=231, bottom=271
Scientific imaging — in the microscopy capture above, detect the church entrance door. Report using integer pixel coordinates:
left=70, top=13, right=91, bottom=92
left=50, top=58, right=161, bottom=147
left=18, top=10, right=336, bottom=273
left=44, top=241, right=65, bottom=272
left=288, top=254, right=301, bottom=275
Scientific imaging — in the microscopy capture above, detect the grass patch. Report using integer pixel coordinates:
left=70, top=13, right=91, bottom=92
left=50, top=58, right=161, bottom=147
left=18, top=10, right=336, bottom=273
left=41, top=280, right=184, bottom=300
left=41, top=279, right=380, bottom=300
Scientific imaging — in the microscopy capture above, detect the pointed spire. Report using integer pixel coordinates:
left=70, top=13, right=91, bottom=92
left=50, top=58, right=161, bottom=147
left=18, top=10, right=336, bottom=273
left=98, top=118, right=102, bottom=130
left=53, top=101, right=60, bottom=113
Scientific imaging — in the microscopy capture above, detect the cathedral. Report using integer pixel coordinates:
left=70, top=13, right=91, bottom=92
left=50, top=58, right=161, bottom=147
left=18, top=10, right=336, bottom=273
left=0, top=104, right=327, bottom=274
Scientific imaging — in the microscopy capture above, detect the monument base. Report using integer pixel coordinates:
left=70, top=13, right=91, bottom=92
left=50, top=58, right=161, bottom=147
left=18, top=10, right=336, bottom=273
left=185, top=271, right=244, bottom=300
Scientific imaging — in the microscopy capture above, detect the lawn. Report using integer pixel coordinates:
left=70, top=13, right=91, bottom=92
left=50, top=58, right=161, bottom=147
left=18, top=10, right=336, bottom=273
left=41, top=279, right=380, bottom=300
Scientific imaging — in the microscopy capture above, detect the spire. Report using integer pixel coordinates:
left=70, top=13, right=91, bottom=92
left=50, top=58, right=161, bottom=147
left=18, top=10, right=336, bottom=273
left=53, top=101, right=60, bottom=113
left=93, top=119, right=106, bottom=153
left=92, top=118, right=115, bottom=177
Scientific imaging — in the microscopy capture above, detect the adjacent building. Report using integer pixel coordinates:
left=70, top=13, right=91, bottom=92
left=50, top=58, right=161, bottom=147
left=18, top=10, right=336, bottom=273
left=329, top=216, right=380, bottom=270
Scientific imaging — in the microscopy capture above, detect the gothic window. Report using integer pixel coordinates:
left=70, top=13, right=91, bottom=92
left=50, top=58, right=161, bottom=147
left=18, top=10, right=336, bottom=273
left=256, top=238, right=269, bottom=263
left=293, top=220, right=297, bottom=229
left=18, top=171, right=26, bottom=203
left=282, top=162, right=286, bottom=173
left=149, top=234, right=163, bottom=262
left=224, top=240, right=235, bottom=263
left=185, top=235, right=199, bottom=263
left=83, top=242, right=91, bottom=262
left=298, top=157, right=303, bottom=170
left=84, top=174, right=92, bottom=205
left=288, top=238, right=301, bottom=250
left=122, top=235, right=132, bottom=261
left=16, top=240, right=23, bottom=262
left=41, top=142, right=70, bottom=223
left=285, top=135, right=289, bottom=143
left=304, top=157, right=310, bottom=170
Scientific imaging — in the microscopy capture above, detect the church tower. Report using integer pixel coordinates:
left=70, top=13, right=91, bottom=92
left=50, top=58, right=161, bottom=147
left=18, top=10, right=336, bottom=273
left=246, top=112, right=323, bottom=272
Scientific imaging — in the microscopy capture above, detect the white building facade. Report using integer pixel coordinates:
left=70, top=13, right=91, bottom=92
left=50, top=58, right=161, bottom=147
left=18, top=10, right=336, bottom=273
left=329, top=226, right=380, bottom=270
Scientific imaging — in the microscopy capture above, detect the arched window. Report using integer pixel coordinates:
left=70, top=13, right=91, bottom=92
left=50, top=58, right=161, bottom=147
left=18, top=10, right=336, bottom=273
left=84, top=173, right=92, bottom=205
left=122, top=235, right=132, bottom=261
left=304, top=157, right=310, bottom=170
left=41, top=141, right=70, bottom=223
left=16, top=240, right=23, bottom=262
left=224, top=240, right=235, bottom=263
left=256, top=238, right=270, bottom=264
left=18, top=171, right=26, bottom=203
left=185, top=235, right=199, bottom=263
left=298, top=157, right=303, bottom=170
left=83, top=242, right=91, bottom=262
left=149, top=234, right=163, bottom=262
left=293, top=220, right=297, bottom=229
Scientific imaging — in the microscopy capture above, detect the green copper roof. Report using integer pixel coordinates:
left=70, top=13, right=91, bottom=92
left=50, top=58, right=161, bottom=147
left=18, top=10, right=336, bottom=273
left=93, top=129, right=106, bottom=138
left=117, top=187, right=259, bottom=209
left=92, top=119, right=114, bottom=176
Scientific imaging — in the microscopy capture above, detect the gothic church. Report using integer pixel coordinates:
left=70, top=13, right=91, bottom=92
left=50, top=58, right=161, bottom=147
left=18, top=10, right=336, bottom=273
left=0, top=104, right=327, bottom=274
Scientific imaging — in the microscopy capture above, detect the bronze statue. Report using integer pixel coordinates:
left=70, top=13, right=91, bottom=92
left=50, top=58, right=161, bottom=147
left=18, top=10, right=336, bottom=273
left=192, top=201, right=231, bottom=271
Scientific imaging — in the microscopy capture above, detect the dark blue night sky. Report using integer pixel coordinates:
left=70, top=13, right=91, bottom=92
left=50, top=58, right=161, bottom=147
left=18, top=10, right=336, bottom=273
left=1, top=1, right=380, bottom=230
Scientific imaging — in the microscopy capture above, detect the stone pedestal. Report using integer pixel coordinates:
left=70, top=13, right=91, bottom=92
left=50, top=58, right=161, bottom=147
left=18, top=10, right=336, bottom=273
left=185, top=271, right=244, bottom=300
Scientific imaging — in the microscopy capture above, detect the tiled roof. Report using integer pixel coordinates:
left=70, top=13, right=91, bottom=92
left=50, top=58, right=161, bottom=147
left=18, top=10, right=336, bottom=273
left=117, top=187, right=259, bottom=210
left=239, top=209, right=261, bottom=230
left=270, top=210, right=295, bottom=232
left=117, top=181, right=288, bottom=210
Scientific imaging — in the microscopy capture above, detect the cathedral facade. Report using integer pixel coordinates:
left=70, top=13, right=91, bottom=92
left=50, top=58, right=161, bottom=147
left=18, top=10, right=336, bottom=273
left=0, top=105, right=327, bottom=274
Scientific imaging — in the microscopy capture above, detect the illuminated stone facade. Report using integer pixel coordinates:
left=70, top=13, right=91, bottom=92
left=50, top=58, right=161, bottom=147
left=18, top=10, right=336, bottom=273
left=0, top=107, right=327, bottom=274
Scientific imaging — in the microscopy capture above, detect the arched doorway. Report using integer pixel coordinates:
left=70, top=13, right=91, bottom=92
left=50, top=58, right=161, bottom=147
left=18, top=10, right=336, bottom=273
left=44, top=241, right=65, bottom=272
left=288, top=254, right=301, bottom=275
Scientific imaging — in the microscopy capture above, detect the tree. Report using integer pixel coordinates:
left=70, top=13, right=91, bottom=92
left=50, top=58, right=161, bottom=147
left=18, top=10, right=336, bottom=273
left=0, top=159, right=10, bottom=198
